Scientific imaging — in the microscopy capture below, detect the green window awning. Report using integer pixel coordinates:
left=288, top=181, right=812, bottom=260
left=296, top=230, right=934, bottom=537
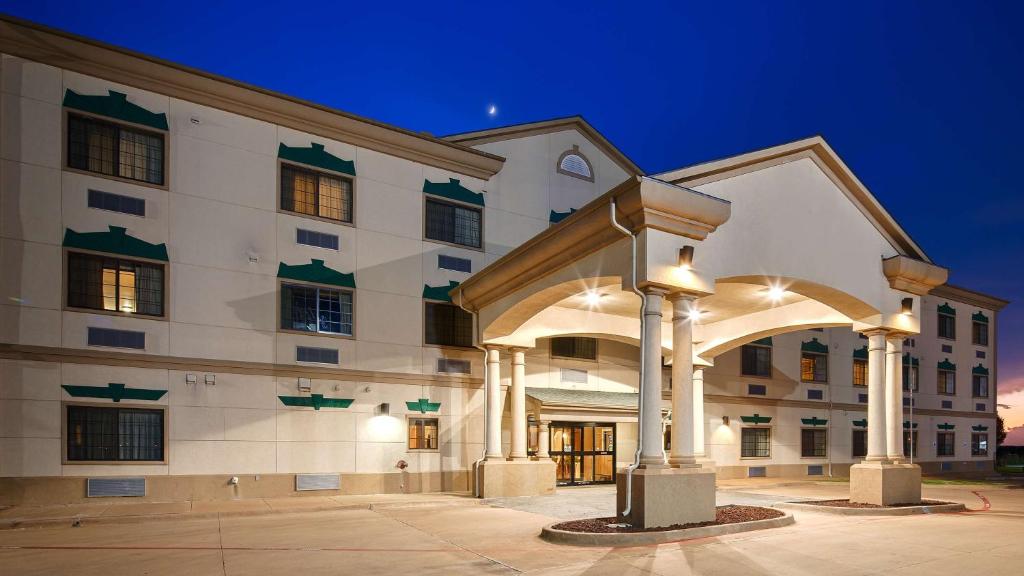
left=852, top=419, right=868, bottom=428
left=801, top=338, right=828, bottom=354
left=750, top=336, right=773, bottom=346
left=278, top=259, right=355, bottom=288
left=278, top=143, right=355, bottom=176
left=63, top=226, right=169, bottom=261
left=972, top=364, right=989, bottom=376
left=938, top=358, right=956, bottom=371
left=801, top=417, right=828, bottom=427
left=903, top=421, right=918, bottom=429
left=972, top=425, right=989, bottom=432
left=278, top=394, right=353, bottom=410
left=406, top=398, right=441, bottom=413
left=63, top=89, right=168, bottom=131
left=62, top=383, right=166, bottom=402
left=972, top=311, right=989, bottom=324
left=549, top=209, right=577, bottom=224
left=853, top=345, right=868, bottom=360
left=423, top=281, right=460, bottom=302
left=937, top=302, right=956, bottom=315
left=740, top=413, right=772, bottom=424
left=903, top=353, right=919, bottom=367
left=423, top=178, right=485, bottom=206
left=937, top=423, right=955, bottom=431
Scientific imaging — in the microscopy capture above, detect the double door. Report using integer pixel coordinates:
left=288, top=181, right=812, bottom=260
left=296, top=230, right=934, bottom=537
left=549, top=422, right=616, bottom=485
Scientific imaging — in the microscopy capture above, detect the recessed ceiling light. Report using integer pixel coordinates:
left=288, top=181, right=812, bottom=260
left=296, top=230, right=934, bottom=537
left=767, top=286, right=786, bottom=302
left=584, top=291, right=602, bottom=306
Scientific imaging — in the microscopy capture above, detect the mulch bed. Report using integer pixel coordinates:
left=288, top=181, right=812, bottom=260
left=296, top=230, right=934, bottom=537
left=799, top=499, right=948, bottom=509
left=550, top=505, right=783, bottom=533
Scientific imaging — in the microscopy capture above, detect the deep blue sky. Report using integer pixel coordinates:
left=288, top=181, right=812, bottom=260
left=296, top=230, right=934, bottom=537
left=4, top=1, right=1022, bottom=430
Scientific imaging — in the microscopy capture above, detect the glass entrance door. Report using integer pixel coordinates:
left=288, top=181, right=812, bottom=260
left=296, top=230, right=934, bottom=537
left=550, top=422, right=616, bottom=485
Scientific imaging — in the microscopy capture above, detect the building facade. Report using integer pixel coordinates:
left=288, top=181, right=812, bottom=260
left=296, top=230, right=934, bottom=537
left=0, top=17, right=1007, bottom=505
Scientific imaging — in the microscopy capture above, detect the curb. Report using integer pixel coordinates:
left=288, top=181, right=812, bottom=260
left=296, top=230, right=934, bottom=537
left=772, top=500, right=966, bottom=516
left=539, top=511, right=795, bottom=547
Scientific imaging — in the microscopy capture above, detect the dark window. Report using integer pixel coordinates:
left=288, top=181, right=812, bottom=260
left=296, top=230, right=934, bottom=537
left=937, top=369, right=956, bottom=395
left=741, top=428, right=770, bottom=458
left=748, top=384, right=767, bottom=396
left=67, top=252, right=164, bottom=316
left=852, top=359, right=867, bottom=386
left=67, top=113, right=164, bottom=185
left=938, top=311, right=956, bottom=340
left=903, top=430, right=918, bottom=458
left=296, top=228, right=339, bottom=250
left=437, top=254, right=472, bottom=273
left=87, top=189, right=145, bottom=217
left=424, top=301, right=473, bottom=348
left=425, top=197, right=481, bottom=248
left=551, top=337, right=597, bottom=360
left=902, top=364, right=919, bottom=392
left=801, top=352, right=828, bottom=383
left=971, top=433, right=988, bottom=456
left=972, top=321, right=988, bottom=346
left=280, top=284, right=353, bottom=336
left=281, top=164, right=353, bottom=223
left=807, top=389, right=824, bottom=400
left=801, top=429, right=827, bottom=458
left=87, top=327, right=145, bottom=349
left=937, top=432, right=955, bottom=457
left=408, top=418, right=439, bottom=450
left=296, top=346, right=339, bottom=364
left=972, top=374, right=989, bottom=398
left=852, top=430, right=867, bottom=458
left=67, top=405, right=163, bottom=461
left=741, top=344, right=771, bottom=377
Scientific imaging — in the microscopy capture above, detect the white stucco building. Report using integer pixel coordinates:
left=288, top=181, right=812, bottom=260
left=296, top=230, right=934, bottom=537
left=0, top=16, right=1007, bottom=512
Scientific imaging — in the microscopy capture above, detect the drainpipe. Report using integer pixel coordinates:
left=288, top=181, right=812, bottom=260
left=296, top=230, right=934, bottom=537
left=456, top=294, right=489, bottom=497
left=609, top=196, right=646, bottom=522
left=827, top=365, right=833, bottom=478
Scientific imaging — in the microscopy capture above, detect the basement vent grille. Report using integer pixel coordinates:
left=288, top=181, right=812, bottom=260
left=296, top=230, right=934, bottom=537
left=296, top=473, right=341, bottom=491
left=807, top=465, right=824, bottom=476
left=941, top=462, right=952, bottom=472
left=87, top=477, right=146, bottom=497
left=437, top=358, right=471, bottom=374
left=748, top=466, right=767, bottom=478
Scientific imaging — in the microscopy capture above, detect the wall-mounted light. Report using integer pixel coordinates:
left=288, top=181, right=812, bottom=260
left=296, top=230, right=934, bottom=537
left=678, top=245, right=695, bottom=270
left=204, top=374, right=216, bottom=386
left=298, top=377, right=311, bottom=393
left=375, top=403, right=390, bottom=416
left=185, top=373, right=197, bottom=385
left=901, top=297, right=914, bottom=316
left=722, top=416, right=730, bottom=426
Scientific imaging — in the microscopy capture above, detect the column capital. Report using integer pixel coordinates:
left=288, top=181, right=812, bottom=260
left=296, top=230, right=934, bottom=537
left=483, top=344, right=504, bottom=352
left=885, top=332, right=908, bottom=343
left=641, top=286, right=671, bottom=297
left=859, top=328, right=890, bottom=338
left=667, top=291, right=696, bottom=303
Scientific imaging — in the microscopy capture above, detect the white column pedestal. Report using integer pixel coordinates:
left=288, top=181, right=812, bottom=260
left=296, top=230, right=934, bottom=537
left=484, top=347, right=504, bottom=460
left=509, top=348, right=528, bottom=460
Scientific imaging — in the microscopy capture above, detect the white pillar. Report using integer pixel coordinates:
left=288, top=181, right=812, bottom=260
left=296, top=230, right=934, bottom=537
left=640, top=288, right=668, bottom=467
left=509, top=348, right=528, bottom=460
left=668, top=294, right=696, bottom=466
left=485, top=346, right=504, bottom=460
left=865, top=330, right=888, bottom=461
left=886, top=336, right=904, bottom=461
left=538, top=421, right=550, bottom=459
left=693, top=367, right=706, bottom=458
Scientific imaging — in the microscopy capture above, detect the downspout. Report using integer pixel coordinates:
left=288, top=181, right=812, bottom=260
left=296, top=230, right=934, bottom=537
left=827, top=366, right=833, bottom=478
left=609, top=197, right=646, bottom=522
left=456, top=293, right=488, bottom=497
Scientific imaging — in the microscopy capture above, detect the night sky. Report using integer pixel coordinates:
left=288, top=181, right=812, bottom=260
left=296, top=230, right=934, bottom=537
left=4, top=1, right=1021, bottom=441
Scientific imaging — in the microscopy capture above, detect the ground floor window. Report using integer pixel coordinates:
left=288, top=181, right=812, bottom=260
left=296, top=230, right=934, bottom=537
left=801, top=429, right=827, bottom=457
left=66, top=405, right=164, bottom=461
left=936, top=432, right=955, bottom=457
left=971, top=433, right=988, bottom=456
left=903, top=430, right=918, bottom=458
left=741, top=427, right=770, bottom=458
left=408, top=418, right=438, bottom=450
left=852, top=429, right=867, bottom=458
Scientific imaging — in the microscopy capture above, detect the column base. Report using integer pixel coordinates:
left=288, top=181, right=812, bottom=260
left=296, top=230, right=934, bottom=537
left=616, top=467, right=716, bottom=529
left=850, top=462, right=921, bottom=506
left=476, top=459, right=556, bottom=498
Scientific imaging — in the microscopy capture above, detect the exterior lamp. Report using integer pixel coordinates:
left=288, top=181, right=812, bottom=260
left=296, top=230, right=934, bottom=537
left=722, top=416, right=730, bottom=425
left=901, top=297, right=913, bottom=315
left=678, top=246, right=695, bottom=270
left=376, top=403, right=390, bottom=416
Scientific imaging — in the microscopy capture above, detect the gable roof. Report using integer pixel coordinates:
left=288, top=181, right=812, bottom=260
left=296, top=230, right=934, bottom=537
left=443, top=116, right=644, bottom=176
left=654, top=136, right=931, bottom=262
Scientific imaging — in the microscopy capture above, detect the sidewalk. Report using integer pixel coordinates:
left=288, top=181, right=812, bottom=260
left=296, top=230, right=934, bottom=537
left=0, top=491, right=477, bottom=529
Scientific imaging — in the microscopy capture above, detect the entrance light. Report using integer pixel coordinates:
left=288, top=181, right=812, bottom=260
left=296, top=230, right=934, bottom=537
left=678, top=246, right=695, bottom=270
left=901, top=297, right=914, bottom=316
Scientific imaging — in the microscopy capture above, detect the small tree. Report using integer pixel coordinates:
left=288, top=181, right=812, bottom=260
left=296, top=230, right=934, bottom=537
left=997, top=415, right=1007, bottom=447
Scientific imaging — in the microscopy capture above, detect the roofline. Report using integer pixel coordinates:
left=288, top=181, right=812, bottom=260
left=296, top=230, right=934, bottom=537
left=930, top=283, right=1010, bottom=311
left=442, top=115, right=644, bottom=176
left=0, top=14, right=505, bottom=179
left=654, top=135, right=932, bottom=263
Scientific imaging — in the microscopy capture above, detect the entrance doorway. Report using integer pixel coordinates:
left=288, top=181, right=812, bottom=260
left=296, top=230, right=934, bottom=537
left=550, top=422, right=616, bottom=485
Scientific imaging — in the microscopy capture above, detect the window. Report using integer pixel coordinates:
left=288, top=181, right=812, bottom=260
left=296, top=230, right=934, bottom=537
left=741, top=344, right=772, bottom=377
left=852, top=430, right=867, bottom=458
left=936, top=432, right=955, bottom=457
left=67, top=114, right=165, bottom=185
left=971, top=433, right=988, bottom=456
left=972, top=321, right=988, bottom=346
left=556, top=146, right=594, bottom=181
left=281, top=164, right=353, bottom=223
left=408, top=418, right=438, bottom=450
left=66, top=405, right=163, bottom=461
left=88, top=189, right=145, bottom=217
left=296, top=228, right=339, bottom=250
left=903, top=430, right=918, bottom=458
left=424, top=301, right=473, bottom=348
left=425, top=197, right=482, bottom=248
left=280, top=284, right=353, bottom=336
left=938, top=310, right=956, bottom=340
left=801, top=352, right=828, bottom=383
left=67, top=252, right=164, bottom=316
left=437, top=254, right=472, bottom=273
left=551, top=337, right=597, bottom=360
left=937, top=369, right=956, bottom=395
left=296, top=346, right=339, bottom=364
left=801, top=429, right=827, bottom=458
left=852, top=359, right=867, bottom=386
left=903, top=364, right=919, bottom=392
left=741, top=427, right=770, bottom=458
left=972, top=374, right=989, bottom=398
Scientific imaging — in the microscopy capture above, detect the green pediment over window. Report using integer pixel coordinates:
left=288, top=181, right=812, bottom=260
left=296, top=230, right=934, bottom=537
left=423, top=178, right=485, bottom=206
left=278, top=259, right=355, bottom=288
left=937, top=302, right=956, bottom=316
left=740, top=413, right=772, bottom=424
left=937, top=422, right=956, bottom=431
left=902, top=353, right=919, bottom=367
left=423, top=281, right=460, bottom=303
left=63, top=226, right=169, bottom=261
left=750, top=337, right=773, bottom=346
left=278, top=143, right=355, bottom=176
left=63, top=89, right=168, bottom=131
left=903, top=421, right=918, bottom=429
left=938, top=358, right=956, bottom=371
left=549, top=209, right=577, bottom=224
left=801, top=417, right=828, bottom=427
left=972, top=311, right=989, bottom=324
left=972, top=364, right=989, bottom=375
left=62, top=383, right=166, bottom=402
left=853, top=346, right=868, bottom=360
left=972, top=425, right=989, bottom=432
left=406, top=398, right=441, bottom=413
left=852, top=419, right=868, bottom=428
left=801, top=338, right=828, bottom=354
left=278, top=394, right=353, bottom=410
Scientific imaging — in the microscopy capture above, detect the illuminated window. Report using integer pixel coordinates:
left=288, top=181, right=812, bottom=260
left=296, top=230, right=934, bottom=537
left=971, top=433, right=988, bottom=456
left=281, top=164, right=353, bottom=223
left=67, top=252, right=164, bottom=316
left=852, top=359, right=867, bottom=386
left=408, top=418, right=439, bottom=450
left=801, top=352, right=828, bottom=383
left=556, top=145, right=594, bottom=181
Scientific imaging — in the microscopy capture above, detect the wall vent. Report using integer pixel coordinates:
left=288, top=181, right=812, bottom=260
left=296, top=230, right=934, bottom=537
left=87, top=477, right=145, bottom=497
left=941, top=400, right=953, bottom=409
left=748, top=384, right=767, bottom=396
left=296, top=473, right=341, bottom=491
left=560, top=368, right=587, bottom=384
left=296, top=228, right=339, bottom=250
left=88, top=189, right=145, bottom=217
left=88, top=327, right=145, bottom=349
left=437, top=358, right=471, bottom=374
left=940, top=462, right=953, bottom=472
left=976, top=403, right=986, bottom=411
left=942, top=344, right=953, bottom=353
left=296, top=346, right=339, bottom=364
left=858, top=393, right=868, bottom=404
left=806, top=389, right=823, bottom=400
left=748, top=466, right=767, bottom=478
left=438, top=254, right=472, bottom=273
left=807, top=465, right=824, bottom=476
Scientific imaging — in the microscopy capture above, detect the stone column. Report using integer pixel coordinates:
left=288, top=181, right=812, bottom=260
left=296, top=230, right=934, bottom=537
left=886, top=336, right=904, bottom=462
left=484, top=346, right=504, bottom=460
left=865, top=330, right=888, bottom=461
left=509, top=348, right=528, bottom=460
left=538, top=421, right=551, bottom=459
left=693, top=367, right=706, bottom=458
left=640, top=288, right=668, bottom=467
left=668, top=294, right=696, bottom=466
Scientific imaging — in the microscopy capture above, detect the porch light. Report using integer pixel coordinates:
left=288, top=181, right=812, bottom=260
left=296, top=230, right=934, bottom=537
left=722, top=416, right=730, bottom=425
left=688, top=307, right=704, bottom=321
left=678, top=246, right=695, bottom=270
left=376, top=402, right=390, bottom=416
left=901, top=297, right=913, bottom=315
left=766, top=285, right=785, bottom=302
left=584, top=291, right=602, bottom=306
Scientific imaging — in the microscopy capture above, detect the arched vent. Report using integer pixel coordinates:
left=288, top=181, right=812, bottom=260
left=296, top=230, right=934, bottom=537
left=557, top=145, right=594, bottom=181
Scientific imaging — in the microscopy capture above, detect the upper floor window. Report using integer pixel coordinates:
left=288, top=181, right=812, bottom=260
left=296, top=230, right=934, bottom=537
left=556, top=145, right=594, bottom=181
left=551, top=337, right=597, bottom=360
left=852, top=358, right=867, bottom=386
left=973, top=373, right=989, bottom=398
left=937, top=366, right=956, bottom=395
left=424, top=301, right=473, bottom=348
left=67, top=252, right=164, bottom=316
left=741, top=342, right=772, bottom=377
left=67, top=114, right=165, bottom=185
left=972, top=315, right=989, bottom=347
left=280, top=283, right=353, bottom=336
left=801, top=351, right=828, bottom=383
left=281, top=164, right=353, bottom=223
left=425, top=197, right=482, bottom=249
left=903, top=363, right=919, bottom=392
left=937, top=304, right=956, bottom=340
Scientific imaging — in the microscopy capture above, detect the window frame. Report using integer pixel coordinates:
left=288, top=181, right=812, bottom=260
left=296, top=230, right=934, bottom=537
left=63, top=109, right=169, bottom=190
left=278, top=160, right=356, bottom=226
left=971, top=433, right=989, bottom=457
left=972, top=374, right=989, bottom=398
left=422, top=195, right=484, bottom=251
left=937, top=311, right=956, bottom=340
left=800, top=428, right=828, bottom=458
left=423, top=300, right=475, bottom=349
left=852, top=429, right=867, bottom=458
left=972, top=321, right=989, bottom=347
left=936, top=431, right=955, bottom=457
left=902, top=364, right=919, bottom=392
left=277, top=279, right=355, bottom=339
left=740, top=343, right=772, bottom=378
left=740, top=426, right=771, bottom=459
left=800, top=351, right=829, bottom=383
left=852, top=358, right=867, bottom=386
left=550, top=336, right=598, bottom=361
left=407, top=416, right=440, bottom=451
left=903, top=430, right=918, bottom=459
left=63, top=248, right=169, bottom=321
left=62, top=401, right=168, bottom=464
left=937, top=368, right=957, bottom=396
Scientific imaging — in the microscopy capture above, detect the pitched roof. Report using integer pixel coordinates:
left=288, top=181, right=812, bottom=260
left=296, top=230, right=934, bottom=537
left=526, top=387, right=637, bottom=409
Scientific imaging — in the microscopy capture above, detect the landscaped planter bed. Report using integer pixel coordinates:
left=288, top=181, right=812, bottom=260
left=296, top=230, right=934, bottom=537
left=773, top=499, right=966, bottom=516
